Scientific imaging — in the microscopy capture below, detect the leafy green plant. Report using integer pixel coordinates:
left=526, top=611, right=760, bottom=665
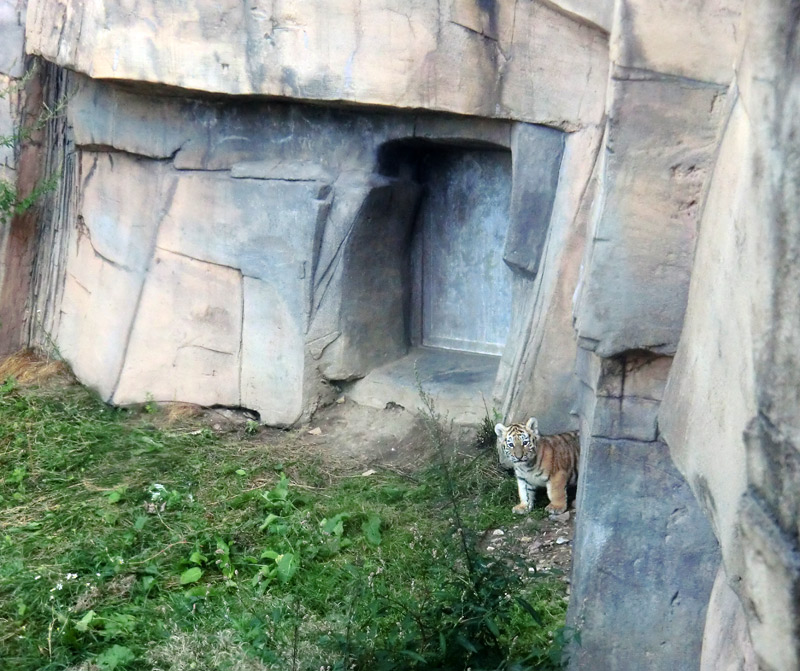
left=0, top=62, right=66, bottom=226
left=333, top=381, right=553, bottom=670
left=476, top=397, right=503, bottom=450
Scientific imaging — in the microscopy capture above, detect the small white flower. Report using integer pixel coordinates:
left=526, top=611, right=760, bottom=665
left=96, top=572, right=101, bottom=577
left=34, top=575, right=41, bottom=581
left=65, top=573, right=77, bottom=580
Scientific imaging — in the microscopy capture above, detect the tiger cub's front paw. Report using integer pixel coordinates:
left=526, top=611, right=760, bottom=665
left=512, top=503, right=530, bottom=515
left=545, top=503, right=567, bottom=516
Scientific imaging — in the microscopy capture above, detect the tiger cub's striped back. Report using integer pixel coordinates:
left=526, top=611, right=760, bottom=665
left=494, top=417, right=580, bottom=516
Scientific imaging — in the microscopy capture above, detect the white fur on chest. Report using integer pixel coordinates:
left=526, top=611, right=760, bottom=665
left=513, top=462, right=548, bottom=487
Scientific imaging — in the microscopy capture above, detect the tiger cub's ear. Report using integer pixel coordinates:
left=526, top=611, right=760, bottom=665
left=525, top=417, right=539, bottom=434
left=494, top=423, right=507, bottom=437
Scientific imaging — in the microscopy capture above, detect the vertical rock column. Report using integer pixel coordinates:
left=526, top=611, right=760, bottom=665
left=566, top=1, right=742, bottom=668
left=660, top=1, right=800, bottom=668
left=567, top=349, right=719, bottom=669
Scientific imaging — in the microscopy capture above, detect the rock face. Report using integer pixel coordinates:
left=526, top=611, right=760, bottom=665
left=563, top=2, right=743, bottom=668
left=0, top=0, right=47, bottom=358
left=495, top=125, right=600, bottom=434
left=660, top=1, right=800, bottom=668
left=3, top=0, right=800, bottom=669
left=700, top=568, right=757, bottom=671
left=24, top=0, right=609, bottom=129
left=24, top=76, right=579, bottom=426
left=567, top=349, right=720, bottom=669
left=572, top=73, right=726, bottom=356
left=0, top=1, right=24, bottom=79
left=0, top=0, right=25, bottom=225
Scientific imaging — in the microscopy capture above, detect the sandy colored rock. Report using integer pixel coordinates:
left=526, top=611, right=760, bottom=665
left=573, top=73, right=726, bottom=356
left=611, top=0, right=743, bottom=85
left=55, top=154, right=172, bottom=399
left=113, top=249, right=243, bottom=407
left=0, top=0, right=25, bottom=77
left=241, top=277, right=305, bottom=426
left=496, top=125, right=602, bottom=433
left=547, top=0, right=613, bottom=32
left=25, top=0, right=608, bottom=128
left=660, top=98, right=760, bottom=575
left=661, top=1, right=800, bottom=667
left=700, top=567, right=757, bottom=671
left=56, top=231, right=144, bottom=400
left=0, top=74, right=16, bottom=175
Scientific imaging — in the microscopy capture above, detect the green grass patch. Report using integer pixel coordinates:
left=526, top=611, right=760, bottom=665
left=0, top=375, right=569, bottom=670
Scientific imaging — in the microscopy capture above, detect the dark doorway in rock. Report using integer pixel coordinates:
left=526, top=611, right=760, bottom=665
left=343, top=139, right=513, bottom=422
left=410, top=147, right=513, bottom=355
left=377, top=139, right=514, bottom=356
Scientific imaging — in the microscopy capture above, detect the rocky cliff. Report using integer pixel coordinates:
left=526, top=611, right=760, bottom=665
left=2, top=0, right=798, bottom=669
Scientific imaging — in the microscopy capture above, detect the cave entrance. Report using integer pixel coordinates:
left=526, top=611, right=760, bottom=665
left=344, top=140, right=513, bottom=423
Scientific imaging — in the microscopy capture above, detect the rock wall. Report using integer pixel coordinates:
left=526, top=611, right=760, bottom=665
left=3, top=0, right=800, bottom=669
left=495, top=124, right=600, bottom=433
left=568, top=349, right=719, bottom=669
left=660, top=1, right=800, bottom=668
left=0, top=0, right=611, bottom=433
left=21, top=74, right=582, bottom=427
left=24, top=0, right=609, bottom=129
left=566, top=0, right=744, bottom=669
left=0, top=0, right=48, bottom=356
left=0, top=1, right=22, bottom=295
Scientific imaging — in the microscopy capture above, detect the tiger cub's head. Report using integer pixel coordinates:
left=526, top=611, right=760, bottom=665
left=494, top=417, right=539, bottom=463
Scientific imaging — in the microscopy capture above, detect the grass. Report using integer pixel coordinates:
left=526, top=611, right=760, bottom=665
left=0, top=358, right=569, bottom=671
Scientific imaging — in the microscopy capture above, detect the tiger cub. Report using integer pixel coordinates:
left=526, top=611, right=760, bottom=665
left=494, top=417, right=579, bottom=516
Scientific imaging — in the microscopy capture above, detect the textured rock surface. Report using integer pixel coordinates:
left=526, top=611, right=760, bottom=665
left=348, top=347, right=499, bottom=425
left=502, top=124, right=565, bottom=278
left=0, top=0, right=26, bottom=305
left=571, top=0, right=741, bottom=358
left=0, top=0, right=25, bottom=78
left=567, top=348, right=719, bottom=671
left=700, top=567, right=757, bottom=671
left=563, top=4, right=741, bottom=665
left=495, top=125, right=601, bottom=433
left=572, top=72, right=727, bottom=356
left=548, top=0, right=613, bottom=31
left=661, top=1, right=800, bottom=668
left=25, top=0, right=609, bottom=129
left=611, top=0, right=743, bottom=85
left=28, top=76, right=573, bottom=426
left=0, top=73, right=15, bottom=176
left=659, top=97, right=761, bottom=577
left=115, top=248, right=244, bottom=407
left=0, top=26, right=49, bottom=358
